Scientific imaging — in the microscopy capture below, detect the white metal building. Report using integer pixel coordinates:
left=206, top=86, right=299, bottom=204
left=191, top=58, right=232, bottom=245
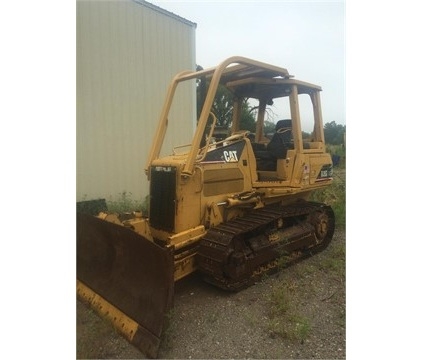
left=77, top=0, right=196, bottom=201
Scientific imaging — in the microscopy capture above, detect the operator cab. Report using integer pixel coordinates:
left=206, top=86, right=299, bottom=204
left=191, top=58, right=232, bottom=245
left=224, top=77, right=326, bottom=181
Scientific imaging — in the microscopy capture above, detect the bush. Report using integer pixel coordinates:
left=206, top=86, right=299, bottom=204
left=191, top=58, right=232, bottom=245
left=107, top=191, right=149, bottom=215
left=310, top=167, right=346, bottom=228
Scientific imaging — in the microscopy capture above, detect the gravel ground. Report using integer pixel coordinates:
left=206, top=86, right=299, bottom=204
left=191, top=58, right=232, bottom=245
left=77, top=228, right=345, bottom=359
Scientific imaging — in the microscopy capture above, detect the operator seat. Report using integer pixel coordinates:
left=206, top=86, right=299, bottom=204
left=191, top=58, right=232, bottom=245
left=266, top=119, right=293, bottom=159
left=255, top=119, right=293, bottom=171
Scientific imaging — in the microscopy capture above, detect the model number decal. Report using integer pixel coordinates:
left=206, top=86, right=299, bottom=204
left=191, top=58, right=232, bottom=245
left=154, top=166, right=173, bottom=172
left=318, top=165, right=333, bottom=178
left=223, top=150, right=239, bottom=162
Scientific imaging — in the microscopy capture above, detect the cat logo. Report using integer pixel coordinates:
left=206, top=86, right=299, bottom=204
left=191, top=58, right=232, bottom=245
left=223, top=150, right=238, bottom=162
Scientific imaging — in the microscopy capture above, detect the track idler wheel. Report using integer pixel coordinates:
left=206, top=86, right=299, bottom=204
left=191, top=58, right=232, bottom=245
left=309, top=206, right=335, bottom=245
left=314, top=212, right=329, bottom=241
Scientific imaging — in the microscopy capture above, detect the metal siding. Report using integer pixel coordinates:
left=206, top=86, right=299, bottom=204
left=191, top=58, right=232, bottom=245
left=77, top=0, right=196, bottom=201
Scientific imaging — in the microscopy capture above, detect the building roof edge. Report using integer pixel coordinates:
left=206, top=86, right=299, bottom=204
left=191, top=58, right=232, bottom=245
left=133, top=0, right=197, bottom=28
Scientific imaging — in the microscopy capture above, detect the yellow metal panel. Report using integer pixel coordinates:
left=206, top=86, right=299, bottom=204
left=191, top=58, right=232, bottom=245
left=203, top=168, right=244, bottom=196
left=77, top=280, right=139, bottom=342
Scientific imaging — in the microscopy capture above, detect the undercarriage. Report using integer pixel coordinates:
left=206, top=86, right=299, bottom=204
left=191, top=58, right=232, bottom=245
left=197, top=200, right=335, bottom=291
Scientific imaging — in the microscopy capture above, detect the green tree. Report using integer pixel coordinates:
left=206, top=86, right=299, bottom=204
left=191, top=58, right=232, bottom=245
left=196, top=68, right=256, bottom=132
left=324, top=121, right=345, bottom=145
left=239, top=98, right=256, bottom=132
left=211, top=85, right=235, bottom=128
left=263, top=120, right=276, bottom=137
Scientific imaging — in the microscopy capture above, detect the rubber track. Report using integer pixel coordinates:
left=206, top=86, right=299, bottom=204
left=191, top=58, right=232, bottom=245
left=197, top=201, right=335, bottom=291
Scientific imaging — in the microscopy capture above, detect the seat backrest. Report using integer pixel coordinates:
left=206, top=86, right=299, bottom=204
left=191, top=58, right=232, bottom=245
left=275, top=119, right=292, bottom=131
left=267, top=119, right=293, bottom=159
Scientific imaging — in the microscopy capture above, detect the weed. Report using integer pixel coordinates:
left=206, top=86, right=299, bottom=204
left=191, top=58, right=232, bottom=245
left=266, top=281, right=311, bottom=342
left=295, top=263, right=317, bottom=280
left=107, top=191, right=149, bottom=215
left=326, top=144, right=346, bottom=168
left=310, top=167, right=345, bottom=228
left=269, top=284, right=290, bottom=317
left=290, top=313, right=311, bottom=341
left=319, top=241, right=345, bottom=278
left=276, top=249, right=291, bottom=270
left=268, top=312, right=311, bottom=342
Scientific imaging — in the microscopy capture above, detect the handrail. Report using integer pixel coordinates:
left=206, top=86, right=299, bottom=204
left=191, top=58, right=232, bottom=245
left=195, top=112, right=217, bottom=162
left=144, top=56, right=291, bottom=180
left=181, top=56, right=288, bottom=178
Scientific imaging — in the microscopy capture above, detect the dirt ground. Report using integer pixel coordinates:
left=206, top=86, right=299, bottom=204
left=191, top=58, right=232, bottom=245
left=77, top=227, right=345, bottom=359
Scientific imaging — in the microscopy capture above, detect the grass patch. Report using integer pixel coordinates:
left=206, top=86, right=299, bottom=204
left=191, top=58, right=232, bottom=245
left=269, top=283, right=291, bottom=316
left=295, top=263, right=318, bottom=279
left=310, top=144, right=346, bottom=228
left=319, top=240, right=345, bottom=278
left=266, top=281, right=311, bottom=343
left=310, top=167, right=345, bottom=228
left=276, top=249, right=292, bottom=271
left=107, top=191, right=149, bottom=215
left=268, top=312, right=311, bottom=343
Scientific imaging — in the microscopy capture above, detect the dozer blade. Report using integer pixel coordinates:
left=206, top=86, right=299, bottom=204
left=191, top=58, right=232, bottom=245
left=76, top=212, right=174, bottom=358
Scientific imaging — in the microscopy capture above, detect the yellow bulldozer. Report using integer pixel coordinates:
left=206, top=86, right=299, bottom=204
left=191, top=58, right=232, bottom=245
left=77, top=56, right=335, bottom=358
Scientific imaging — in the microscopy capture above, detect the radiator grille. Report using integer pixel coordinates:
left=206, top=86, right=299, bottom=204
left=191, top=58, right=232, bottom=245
left=150, top=166, right=176, bottom=232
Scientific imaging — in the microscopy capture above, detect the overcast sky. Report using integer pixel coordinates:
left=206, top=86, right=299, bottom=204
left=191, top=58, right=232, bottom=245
left=152, top=0, right=345, bottom=126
